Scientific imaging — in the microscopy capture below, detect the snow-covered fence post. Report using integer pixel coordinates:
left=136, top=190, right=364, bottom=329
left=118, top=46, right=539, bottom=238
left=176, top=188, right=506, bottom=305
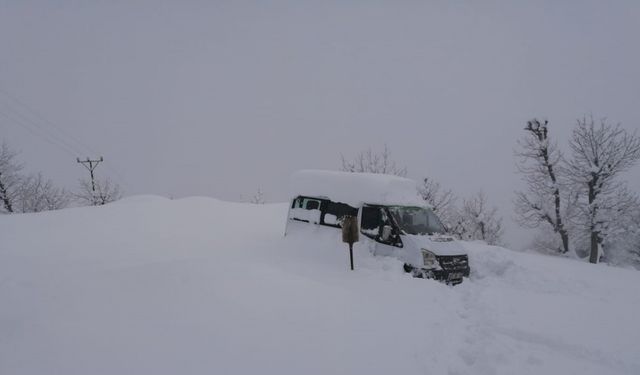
left=342, top=216, right=359, bottom=270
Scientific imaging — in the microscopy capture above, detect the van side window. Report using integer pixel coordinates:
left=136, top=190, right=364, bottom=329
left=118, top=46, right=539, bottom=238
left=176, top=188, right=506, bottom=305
left=292, top=197, right=322, bottom=210
left=361, top=206, right=381, bottom=237
left=361, top=206, right=402, bottom=247
left=323, top=202, right=358, bottom=227
left=290, top=197, right=323, bottom=224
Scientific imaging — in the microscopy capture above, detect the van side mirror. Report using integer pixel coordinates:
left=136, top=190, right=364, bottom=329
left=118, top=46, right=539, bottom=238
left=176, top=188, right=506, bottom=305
left=381, top=225, right=393, bottom=241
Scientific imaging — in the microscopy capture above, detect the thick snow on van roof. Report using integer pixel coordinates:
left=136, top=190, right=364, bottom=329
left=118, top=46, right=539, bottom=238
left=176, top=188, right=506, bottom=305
left=289, top=169, right=425, bottom=208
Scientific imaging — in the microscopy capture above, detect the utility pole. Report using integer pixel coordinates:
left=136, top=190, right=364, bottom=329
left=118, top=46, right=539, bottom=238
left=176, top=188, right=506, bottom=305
left=77, top=156, right=103, bottom=203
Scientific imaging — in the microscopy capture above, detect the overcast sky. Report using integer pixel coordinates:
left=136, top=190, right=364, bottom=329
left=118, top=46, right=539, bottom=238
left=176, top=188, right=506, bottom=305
left=1, top=1, right=639, bottom=248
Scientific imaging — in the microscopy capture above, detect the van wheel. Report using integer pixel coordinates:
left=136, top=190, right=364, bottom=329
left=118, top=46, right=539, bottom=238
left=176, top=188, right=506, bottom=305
left=403, top=263, right=413, bottom=273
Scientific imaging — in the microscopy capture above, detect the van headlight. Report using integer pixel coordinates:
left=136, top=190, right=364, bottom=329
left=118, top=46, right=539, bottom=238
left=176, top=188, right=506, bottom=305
left=421, top=249, right=437, bottom=267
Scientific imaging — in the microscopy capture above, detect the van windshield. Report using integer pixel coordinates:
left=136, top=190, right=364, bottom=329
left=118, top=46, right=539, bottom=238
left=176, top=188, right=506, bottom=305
left=387, top=206, right=446, bottom=235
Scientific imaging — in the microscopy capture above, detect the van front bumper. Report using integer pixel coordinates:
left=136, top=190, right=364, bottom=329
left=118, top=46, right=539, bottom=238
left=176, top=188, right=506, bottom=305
left=430, top=268, right=469, bottom=285
left=403, top=263, right=470, bottom=285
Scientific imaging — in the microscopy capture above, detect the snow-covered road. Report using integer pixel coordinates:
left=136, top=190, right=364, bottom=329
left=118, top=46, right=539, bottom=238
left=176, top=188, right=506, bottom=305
left=1, top=196, right=639, bottom=375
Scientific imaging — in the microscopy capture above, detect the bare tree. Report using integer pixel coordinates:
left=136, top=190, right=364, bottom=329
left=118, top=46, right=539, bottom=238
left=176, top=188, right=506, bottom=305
left=451, top=192, right=503, bottom=245
left=340, top=144, right=407, bottom=177
left=76, top=178, right=122, bottom=206
left=250, top=187, right=265, bottom=204
left=418, top=177, right=457, bottom=228
left=17, top=173, right=70, bottom=213
left=514, top=119, right=573, bottom=254
left=565, top=116, right=640, bottom=263
left=0, top=142, right=23, bottom=213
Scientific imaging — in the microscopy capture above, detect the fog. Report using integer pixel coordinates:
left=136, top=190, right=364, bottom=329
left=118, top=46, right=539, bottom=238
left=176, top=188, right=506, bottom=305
left=1, top=1, right=639, bottom=248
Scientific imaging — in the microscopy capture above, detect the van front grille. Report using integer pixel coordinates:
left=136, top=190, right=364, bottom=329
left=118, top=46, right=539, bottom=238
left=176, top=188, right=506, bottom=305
left=437, top=255, right=469, bottom=271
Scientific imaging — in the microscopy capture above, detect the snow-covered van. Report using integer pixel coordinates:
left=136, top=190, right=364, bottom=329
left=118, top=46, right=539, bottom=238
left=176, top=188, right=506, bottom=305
left=285, top=170, right=470, bottom=284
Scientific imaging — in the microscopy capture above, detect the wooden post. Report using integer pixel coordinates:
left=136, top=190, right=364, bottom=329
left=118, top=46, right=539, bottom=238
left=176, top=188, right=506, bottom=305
left=349, top=243, right=354, bottom=270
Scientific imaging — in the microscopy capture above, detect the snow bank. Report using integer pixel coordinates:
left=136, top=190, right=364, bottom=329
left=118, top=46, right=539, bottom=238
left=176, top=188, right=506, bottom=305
left=289, top=169, right=425, bottom=207
left=1, top=196, right=639, bottom=375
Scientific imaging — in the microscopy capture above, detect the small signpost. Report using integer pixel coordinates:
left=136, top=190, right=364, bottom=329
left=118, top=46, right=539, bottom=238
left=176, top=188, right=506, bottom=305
left=341, top=216, right=359, bottom=270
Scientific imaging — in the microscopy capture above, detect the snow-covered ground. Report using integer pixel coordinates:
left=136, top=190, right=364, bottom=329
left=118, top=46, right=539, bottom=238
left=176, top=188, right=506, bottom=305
left=1, top=196, right=639, bottom=375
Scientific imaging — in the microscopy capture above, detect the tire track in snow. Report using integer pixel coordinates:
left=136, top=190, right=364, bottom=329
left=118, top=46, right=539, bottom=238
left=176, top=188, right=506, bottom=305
left=447, top=282, right=502, bottom=375
left=450, top=277, right=640, bottom=375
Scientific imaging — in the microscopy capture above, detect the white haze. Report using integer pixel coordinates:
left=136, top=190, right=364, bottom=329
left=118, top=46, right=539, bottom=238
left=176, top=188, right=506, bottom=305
left=1, top=1, right=639, bottom=249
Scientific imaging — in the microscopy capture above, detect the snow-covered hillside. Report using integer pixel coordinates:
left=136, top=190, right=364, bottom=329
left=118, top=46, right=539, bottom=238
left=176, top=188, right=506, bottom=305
left=1, top=196, right=639, bottom=375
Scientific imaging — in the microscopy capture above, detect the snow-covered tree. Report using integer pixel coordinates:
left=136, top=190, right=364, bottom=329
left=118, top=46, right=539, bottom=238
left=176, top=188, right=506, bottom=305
left=17, top=173, right=70, bottom=213
left=1, top=143, right=72, bottom=214
left=76, top=178, right=122, bottom=206
left=590, top=188, right=640, bottom=267
left=418, top=177, right=457, bottom=228
left=250, top=188, right=265, bottom=204
left=514, top=119, right=574, bottom=254
left=565, top=116, right=640, bottom=263
left=450, top=192, right=503, bottom=245
left=417, top=179, right=503, bottom=244
left=604, top=198, right=640, bottom=268
left=0, top=142, right=23, bottom=213
left=340, top=144, right=407, bottom=177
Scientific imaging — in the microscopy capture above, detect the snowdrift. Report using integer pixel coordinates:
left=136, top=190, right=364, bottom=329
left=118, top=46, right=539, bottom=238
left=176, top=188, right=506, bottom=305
left=1, top=196, right=639, bottom=375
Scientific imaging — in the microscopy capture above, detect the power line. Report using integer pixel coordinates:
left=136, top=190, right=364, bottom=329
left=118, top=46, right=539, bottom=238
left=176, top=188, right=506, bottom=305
left=0, top=106, right=131, bottom=189
left=0, top=102, right=83, bottom=156
left=0, top=88, right=94, bottom=156
left=0, top=88, right=130, bottom=190
left=0, top=110, right=79, bottom=158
